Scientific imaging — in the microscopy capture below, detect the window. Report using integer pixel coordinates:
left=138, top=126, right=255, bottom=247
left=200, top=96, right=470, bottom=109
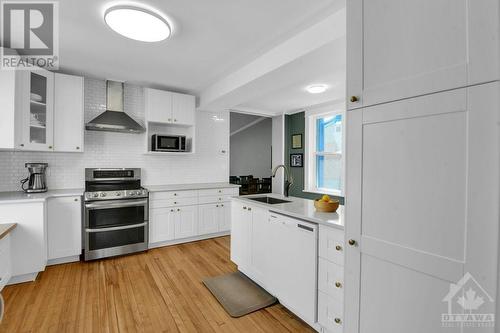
left=305, top=110, right=344, bottom=196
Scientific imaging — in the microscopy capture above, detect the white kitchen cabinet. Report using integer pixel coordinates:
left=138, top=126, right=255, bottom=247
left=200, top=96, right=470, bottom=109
left=172, top=92, right=195, bottom=126
left=344, top=83, right=500, bottom=333
left=198, top=203, right=220, bottom=235
left=218, top=202, right=231, bottom=232
left=145, top=88, right=195, bottom=126
left=18, top=69, right=55, bottom=151
left=47, top=196, right=82, bottom=261
left=145, top=88, right=173, bottom=124
left=150, top=207, right=176, bottom=243
left=318, top=291, right=343, bottom=333
left=230, top=201, right=251, bottom=269
left=0, top=234, right=12, bottom=291
left=248, top=206, right=270, bottom=287
left=0, top=201, right=46, bottom=283
left=347, top=0, right=499, bottom=110
left=54, top=73, right=84, bottom=152
left=174, top=205, right=198, bottom=239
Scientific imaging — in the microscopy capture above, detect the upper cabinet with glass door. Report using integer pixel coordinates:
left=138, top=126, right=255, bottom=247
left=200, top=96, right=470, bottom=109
left=347, top=0, right=499, bottom=110
left=19, top=69, right=55, bottom=151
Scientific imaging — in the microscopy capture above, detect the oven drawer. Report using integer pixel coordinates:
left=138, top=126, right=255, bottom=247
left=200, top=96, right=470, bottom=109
left=151, top=190, right=198, bottom=200
left=86, top=223, right=147, bottom=251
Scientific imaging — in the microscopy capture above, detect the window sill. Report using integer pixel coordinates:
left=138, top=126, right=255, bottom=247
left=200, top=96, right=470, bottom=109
left=303, top=188, right=343, bottom=197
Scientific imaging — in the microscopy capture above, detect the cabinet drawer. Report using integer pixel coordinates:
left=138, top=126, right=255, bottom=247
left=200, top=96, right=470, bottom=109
left=318, top=291, right=343, bottom=333
left=198, top=188, right=239, bottom=197
left=198, top=195, right=232, bottom=204
left=150, top=197, right=198, bottom=208
left=318, top=258, right=344, bottom=301
left=319, top=225, right=345, bottom=266
left=151, top=190, right=198, bottom=200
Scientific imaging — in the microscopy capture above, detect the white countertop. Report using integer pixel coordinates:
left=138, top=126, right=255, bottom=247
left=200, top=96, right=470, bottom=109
left=0, top=188, right=84, bottom=204
left=145, top=182, right=240, bottom=192
left=232, top=194, right=344, bottom=230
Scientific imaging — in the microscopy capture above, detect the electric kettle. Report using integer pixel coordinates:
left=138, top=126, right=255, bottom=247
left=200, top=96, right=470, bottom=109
left=20, top=163, right=48, bottom=193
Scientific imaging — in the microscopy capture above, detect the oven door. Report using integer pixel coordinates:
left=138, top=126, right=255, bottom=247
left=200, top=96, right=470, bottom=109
left=84, top=199, right=148, bottom=260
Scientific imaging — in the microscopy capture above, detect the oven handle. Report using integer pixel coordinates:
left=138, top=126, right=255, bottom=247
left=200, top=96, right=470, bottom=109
left=85, top=199, right=148, bottom=209
left=85, top=222, right=147, bottom=233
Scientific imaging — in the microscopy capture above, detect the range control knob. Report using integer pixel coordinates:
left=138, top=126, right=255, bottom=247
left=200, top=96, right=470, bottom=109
left=100, top=192, right=106, bottom=197
left=93, top=193, right=99, bottom=198
left=115, top=192, right=121, bottom=197
left=129, top=191, right=135, bottom=196
left=136, top=191, right=141, bottom=195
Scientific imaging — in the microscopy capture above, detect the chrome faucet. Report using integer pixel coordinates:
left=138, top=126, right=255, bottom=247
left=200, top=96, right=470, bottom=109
left=272, top=164, right=293, bottom=197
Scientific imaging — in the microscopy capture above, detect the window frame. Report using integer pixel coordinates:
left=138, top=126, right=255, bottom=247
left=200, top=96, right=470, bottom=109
left=304, top=106, right=345, bottom=196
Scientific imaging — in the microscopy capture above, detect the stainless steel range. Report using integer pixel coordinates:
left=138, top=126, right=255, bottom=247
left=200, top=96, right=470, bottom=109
left=83, top=168, right=148, bottom=261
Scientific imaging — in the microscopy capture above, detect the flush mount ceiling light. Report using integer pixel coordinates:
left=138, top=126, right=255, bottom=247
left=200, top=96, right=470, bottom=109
left=306, top=84, right=328, bottom=94
left=104, top=6, right=171, bottom=42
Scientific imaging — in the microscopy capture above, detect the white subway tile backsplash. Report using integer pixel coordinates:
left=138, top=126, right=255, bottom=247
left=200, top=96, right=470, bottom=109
left=0, top=78, right=229, bottom=191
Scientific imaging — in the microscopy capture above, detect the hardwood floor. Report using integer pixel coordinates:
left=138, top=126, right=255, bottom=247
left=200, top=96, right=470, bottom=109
left=0, top=237, right=314, bottom=333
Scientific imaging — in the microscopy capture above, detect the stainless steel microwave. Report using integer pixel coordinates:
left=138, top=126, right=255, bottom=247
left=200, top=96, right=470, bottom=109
left=151, top=135, right=187, bottom=152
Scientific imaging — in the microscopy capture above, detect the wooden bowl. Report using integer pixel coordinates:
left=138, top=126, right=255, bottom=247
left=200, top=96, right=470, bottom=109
left=314, top=199, right=340, bottom=212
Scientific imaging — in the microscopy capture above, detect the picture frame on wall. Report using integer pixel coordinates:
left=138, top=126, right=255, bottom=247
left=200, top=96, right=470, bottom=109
left=291, top=134, right=302, bottom=149
left=290, top=153, right=303, bottom=167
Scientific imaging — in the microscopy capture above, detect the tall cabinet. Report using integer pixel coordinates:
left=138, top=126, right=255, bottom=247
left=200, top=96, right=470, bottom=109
left=345, top=1, right=500, bottom=333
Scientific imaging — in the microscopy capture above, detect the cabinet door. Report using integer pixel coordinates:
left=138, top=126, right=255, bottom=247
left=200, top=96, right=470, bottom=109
left=172, top=92, right=195, bottom=126
left=250, top=207, right=270, bottom=287
left=19, top=69, right=54, bottom=151
left=230, top=201, right=251, bottom=267
left=174, top=205, right=198, bottom=239
left=145, top=88, right=173, bottom=123
left=47, top=196, right=82, bottom=260
left=347, top=0, right=498, bottom=110
left=0, top=234, right=12, bottom=291
left=198, top=204, right=219, bottom=235
left=218, top=202, right=231, bottom=232
left=150, top=208, right=176, bottom=243
left=344, top=83, right=499, bottom=333
left=54, top=73, right=84, bottom=152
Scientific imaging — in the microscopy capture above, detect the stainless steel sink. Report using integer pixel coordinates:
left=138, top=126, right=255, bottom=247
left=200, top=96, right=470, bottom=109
left=247, top=196, right=291, bottom=204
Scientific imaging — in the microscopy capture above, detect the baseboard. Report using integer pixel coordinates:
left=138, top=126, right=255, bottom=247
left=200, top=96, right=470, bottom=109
left=47, top=255, right=80, bottom=266
left=149, top=231, right=230, bottom=249
left=7, top=272, right=38, bottom=285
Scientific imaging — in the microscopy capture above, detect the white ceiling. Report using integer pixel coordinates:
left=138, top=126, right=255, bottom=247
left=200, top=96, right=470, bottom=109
left=235, top=39, right=346, bottom=114
left=53, top=0, right=342, bottom=94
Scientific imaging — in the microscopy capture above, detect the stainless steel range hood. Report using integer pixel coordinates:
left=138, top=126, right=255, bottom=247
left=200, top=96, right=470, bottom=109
left=86, top=81, right=145, bottom=133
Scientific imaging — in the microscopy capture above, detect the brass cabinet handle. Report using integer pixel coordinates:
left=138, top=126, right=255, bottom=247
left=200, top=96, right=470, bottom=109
left=334, top=318, right=342, bottom=324
left=335, top=281, right=342, bottom=288
left=76, top=146, right=80, bottom=150
left=335, top=245, right=343, bottom=251
left=216, top=205, right=219, bottom=207
left=74, top=198, right=78, bottom=202
left=177, top=208, right=180, bottom=212
left=348, top=239, right=357, bottom=246
left=170, top=209, right=174, bottom=212
left=49, top=145, right=53, bottom=149
left=247, top=207, right=252, bottom=211
left=168, top=118, right=172, bottom=122
left=174, top=119, right=177, bottom=122
left=243, top=206, right=247, bottom=210
left=350, top=96, right=359, bottom=103
left=20, top=144, right=24, bottom=147
left=221, top=204, right=224, bottom=207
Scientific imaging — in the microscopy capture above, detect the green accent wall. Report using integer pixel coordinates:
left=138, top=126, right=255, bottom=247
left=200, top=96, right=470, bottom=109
left=285, top=112, right=344, bottom=204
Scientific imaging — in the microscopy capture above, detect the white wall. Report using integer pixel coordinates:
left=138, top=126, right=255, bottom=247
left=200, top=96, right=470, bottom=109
left=272, top=115, right=285, bottom=194
left=230, top=117, right=272, bottom=179
left=0, top=79, right=229, bottom=192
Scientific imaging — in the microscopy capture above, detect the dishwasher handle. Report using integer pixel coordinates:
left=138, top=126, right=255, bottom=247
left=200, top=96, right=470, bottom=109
left=297, top=224, right=314, bottom=232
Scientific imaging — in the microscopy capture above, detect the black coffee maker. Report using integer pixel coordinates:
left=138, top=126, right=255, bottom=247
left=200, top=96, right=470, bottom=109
left=20, top=163, right=48, bottom=193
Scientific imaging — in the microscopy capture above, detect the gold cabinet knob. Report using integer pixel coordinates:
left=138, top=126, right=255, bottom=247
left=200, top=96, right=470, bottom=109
left=216, top=205, right=219, bottom=207
left=221, top=204, right=224, bottom=207
left=334, top=318, right=342, bottom=324
left=76, top=146, right=80, bottom=150
left=177, top=208, right=180, bottom=212
left=335, top=281, right=342, bottom=288
left=49, top=145, right=53, bottom=149
left=350, top=96, right=359, bottom=103
left=170, top=209, right=174, bottom=212
left=335, top=245, right=343, bottom=251
left=20, top=144, right=24, bottom=147
left=348, top=239, right=357, bottom=246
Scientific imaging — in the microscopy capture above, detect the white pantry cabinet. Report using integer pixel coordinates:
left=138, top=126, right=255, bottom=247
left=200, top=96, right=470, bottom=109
left=347, top=0, right=499, bottom=110
left=47, top=196, right=82, bottom=261
left=145, top=88, right=196, bottom=126
left=344, top=83, right=500, bottom=333
left=54, top=73, right=84, bottom=152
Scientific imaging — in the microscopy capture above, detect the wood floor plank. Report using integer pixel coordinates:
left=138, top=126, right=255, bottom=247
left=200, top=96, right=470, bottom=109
left=0, top=236, right=314, bottom=333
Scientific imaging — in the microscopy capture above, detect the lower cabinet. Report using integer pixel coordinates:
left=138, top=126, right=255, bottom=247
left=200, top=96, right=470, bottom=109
left=47, top=196, right=82, bottom=261
left=149, top=208, right=176, bottom=243
left=0, top=234, right=12, bottom=291
left=198, top=204, right=220, bottom=234
left=174, top=205, right=198, bottom=239
left=318, top=291, right=344, bottom=333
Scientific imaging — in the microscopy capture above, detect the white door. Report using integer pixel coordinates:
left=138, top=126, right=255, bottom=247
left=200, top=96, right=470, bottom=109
left=54, top=73, right=84, bottom=152
left=149, top=208, right=175, bottom=243
left=198, top=204, right=219, bottom=235
left=47, top=196, right=82, bottom=260
left=145, top=88, right=173, bottom=123
left=218, top=202, right=231, bottom=232
left=347, top=0, right=499, bottom=110
left=344, top=83, right=500, bottom=333
left=174, top=205, right=198, bottom=239
left=230, top=201, right=252, bottom=268
left=19, top=69, right=54, bottom=151
left=172, top=92, right=195, bottom=126
left=250, top=207, right=271, bottom=288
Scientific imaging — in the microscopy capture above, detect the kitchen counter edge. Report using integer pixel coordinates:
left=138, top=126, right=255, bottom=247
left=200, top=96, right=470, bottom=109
left=0, top=223, right=17, bottom=240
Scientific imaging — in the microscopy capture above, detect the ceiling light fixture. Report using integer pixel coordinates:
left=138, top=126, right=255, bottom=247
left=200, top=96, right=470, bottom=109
left=104, top=6, right=172, bottom=42
left=306, top=84, right=328, bottom=94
